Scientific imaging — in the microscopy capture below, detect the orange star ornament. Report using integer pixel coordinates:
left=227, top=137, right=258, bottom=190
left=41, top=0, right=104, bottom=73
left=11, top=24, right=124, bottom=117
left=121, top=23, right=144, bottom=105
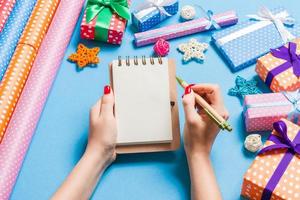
left=68, top=43, right=100, bottom=68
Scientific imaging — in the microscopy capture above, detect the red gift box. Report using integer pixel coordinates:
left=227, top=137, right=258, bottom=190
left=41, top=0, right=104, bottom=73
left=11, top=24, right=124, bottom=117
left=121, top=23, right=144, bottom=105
left=80, top=0, right=130, bottom=45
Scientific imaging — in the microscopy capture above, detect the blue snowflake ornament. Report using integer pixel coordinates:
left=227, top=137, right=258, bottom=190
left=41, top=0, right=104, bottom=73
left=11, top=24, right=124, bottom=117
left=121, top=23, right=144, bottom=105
left=228, top=76, right=261, bottom=99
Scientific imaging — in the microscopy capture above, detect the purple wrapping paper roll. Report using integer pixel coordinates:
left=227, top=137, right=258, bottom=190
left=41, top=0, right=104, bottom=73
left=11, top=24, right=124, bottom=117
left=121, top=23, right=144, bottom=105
left=0, top=0, right=85, bottom=199
left=134, top=10, right=238, bottom=47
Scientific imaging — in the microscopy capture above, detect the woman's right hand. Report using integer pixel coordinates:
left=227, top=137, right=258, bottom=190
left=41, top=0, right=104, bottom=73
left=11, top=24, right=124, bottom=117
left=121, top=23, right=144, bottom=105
left=182, top=84, right=229, bottom=158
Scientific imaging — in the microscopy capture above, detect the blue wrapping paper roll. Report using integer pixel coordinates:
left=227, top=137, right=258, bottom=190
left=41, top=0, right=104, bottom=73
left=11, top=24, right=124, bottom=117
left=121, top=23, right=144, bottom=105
left=0, top=0, right=37, bottom=80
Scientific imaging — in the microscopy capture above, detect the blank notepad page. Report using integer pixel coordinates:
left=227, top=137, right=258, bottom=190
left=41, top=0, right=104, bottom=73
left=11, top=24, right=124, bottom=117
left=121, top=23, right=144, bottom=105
left=112, top=57, right=173, bottom=145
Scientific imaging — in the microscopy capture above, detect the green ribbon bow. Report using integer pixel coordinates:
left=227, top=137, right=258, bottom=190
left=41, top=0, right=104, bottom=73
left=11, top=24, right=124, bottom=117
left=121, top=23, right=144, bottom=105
left=85, top=0, right=130, bottom=42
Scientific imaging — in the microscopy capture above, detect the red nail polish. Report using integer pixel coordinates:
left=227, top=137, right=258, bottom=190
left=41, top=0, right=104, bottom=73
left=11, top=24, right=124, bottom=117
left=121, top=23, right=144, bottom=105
left=104, top=85, right=111, bottom=95
left=188, top=84, right=195, bottom=87
left=184, top=86, right=191, bottom=95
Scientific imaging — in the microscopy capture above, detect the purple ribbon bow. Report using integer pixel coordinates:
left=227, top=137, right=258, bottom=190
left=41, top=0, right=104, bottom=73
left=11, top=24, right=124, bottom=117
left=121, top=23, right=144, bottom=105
left=265, top=42, right=300, bottom=87
left=258, top=120, right=300, bottom=200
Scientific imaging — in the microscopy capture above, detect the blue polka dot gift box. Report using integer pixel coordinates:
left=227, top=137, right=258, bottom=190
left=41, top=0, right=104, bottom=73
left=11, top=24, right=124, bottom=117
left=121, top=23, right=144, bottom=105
left=212, top=7, right=300, bottom=72
left=132, top=0, right=178, bottom=32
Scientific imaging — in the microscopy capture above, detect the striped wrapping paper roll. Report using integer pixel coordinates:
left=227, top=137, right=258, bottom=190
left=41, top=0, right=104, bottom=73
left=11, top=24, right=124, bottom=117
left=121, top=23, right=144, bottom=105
left=0, top=0, right=60, bottom=143
left=0, top=0, right=85, bottom=198
left=0, top=0, right=37, bottom=79
left=0, top=0, right=16, bottom=32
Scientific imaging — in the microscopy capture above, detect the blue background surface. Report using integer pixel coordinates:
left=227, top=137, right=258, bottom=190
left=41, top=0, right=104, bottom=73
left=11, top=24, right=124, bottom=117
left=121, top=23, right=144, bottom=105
left=10, top=0, right=300, bottom=199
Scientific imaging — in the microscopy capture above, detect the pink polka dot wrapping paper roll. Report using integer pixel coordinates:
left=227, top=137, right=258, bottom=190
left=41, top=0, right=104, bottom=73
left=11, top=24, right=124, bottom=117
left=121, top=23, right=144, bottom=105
left=0, top=0, right=16, bottom=32
left=243, top=92, right=300, bottom=132
left=0, top=0, right=59, bottom=143
left=0, top=0, right=85, bottom=199
left=256, top=38, right=300, bottom=92
left=134, top=10, right=238, bottom=47
left=80, top=0, right=130, bottom=45
left=241, top=119, right=300, bottom=200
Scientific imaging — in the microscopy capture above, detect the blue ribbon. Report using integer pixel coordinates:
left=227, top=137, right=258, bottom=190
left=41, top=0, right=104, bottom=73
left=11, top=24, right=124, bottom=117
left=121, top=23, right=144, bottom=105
left=245, top=91, right=300, bottom=123
left=197, top=6, right=221, bottom=30
left=205, top=9, right=221, bottom=30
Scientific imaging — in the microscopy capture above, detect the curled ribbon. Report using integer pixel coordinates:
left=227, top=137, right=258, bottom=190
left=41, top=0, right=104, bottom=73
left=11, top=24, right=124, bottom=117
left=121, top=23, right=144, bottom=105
left=258, top=120, right=300, bottom=200
left=265, top=42, right=300, bottom=87
left=247, top=7, right=295, bottom=43
left=86, top=0, right=130, bottom=23
left=197, top=6, right=221, bottom=30
left=135, top=0, right=177, bottom=20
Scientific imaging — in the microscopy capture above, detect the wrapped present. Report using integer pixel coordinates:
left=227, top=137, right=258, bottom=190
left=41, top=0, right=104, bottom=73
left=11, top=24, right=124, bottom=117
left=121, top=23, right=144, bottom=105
left=212, top=7, right=300, bottom=72
left=256, top=39, right=300, bottom=92
left=241, top=119, right=300, bottom=200
left=80, top=0, right=130, bottom=44
left=132, top=0, right=178, bottom=32
left=244, top=92, right=300, bottom=132
left=134, top=10, right=238, bottom=47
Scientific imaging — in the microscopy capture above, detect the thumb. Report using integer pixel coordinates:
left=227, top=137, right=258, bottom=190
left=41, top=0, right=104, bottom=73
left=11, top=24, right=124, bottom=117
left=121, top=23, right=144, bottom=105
left=182, top=89, right=200, bottom=125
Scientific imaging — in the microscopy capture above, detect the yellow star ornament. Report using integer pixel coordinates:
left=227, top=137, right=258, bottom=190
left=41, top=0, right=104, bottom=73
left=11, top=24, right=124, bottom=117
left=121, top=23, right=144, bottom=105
left=68, top=43, right=100, bottom=68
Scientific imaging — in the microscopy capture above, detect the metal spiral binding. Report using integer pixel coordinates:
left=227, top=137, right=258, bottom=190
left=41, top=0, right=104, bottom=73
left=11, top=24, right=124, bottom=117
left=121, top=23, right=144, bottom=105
left=118, top=56, right=122, bottom=66
left=117, top=56, right=163, bottom=66
left=158, top=56, right=163, bottom=64
left=125, top=56, right=130, bottom=66
left=134, top=56, right=138, bottom=65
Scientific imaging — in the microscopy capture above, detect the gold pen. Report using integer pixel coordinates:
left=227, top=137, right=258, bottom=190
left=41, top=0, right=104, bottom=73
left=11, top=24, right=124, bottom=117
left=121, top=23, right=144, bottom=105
left=176, top=76, right=233, bottom=132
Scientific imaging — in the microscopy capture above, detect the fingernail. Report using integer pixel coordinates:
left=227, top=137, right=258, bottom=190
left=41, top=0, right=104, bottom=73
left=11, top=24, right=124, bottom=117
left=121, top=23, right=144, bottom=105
left=188, top=84, right=195, bottom=87
left=104, top=85, right=111, bottom=95
left=184, top=86, right=192, bottom=95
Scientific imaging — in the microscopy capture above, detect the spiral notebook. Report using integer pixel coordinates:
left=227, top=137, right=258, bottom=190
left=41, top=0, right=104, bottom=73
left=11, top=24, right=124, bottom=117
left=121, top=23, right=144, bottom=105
left=110, top=57, right=180, bottom=153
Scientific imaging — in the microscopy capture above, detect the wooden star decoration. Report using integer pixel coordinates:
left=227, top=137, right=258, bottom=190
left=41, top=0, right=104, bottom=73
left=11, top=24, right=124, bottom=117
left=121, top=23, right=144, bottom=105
left=228, top=76, right=261, bottom=99
left=177, top=38, right=208, bottom=62
left=68, top=43, right=100, bottom=68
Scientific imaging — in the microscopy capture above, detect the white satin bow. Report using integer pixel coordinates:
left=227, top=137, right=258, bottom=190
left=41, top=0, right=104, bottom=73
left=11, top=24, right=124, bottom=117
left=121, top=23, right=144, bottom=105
left=135, top=0, right=177, bottom=19
left=247, top=7, right=295, bottom=43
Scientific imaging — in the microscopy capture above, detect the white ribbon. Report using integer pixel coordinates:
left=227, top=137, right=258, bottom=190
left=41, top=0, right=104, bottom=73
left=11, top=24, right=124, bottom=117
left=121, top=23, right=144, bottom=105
left=283, top=90, right=300, bottom=122
left=134, top=0, right=176, bottom=20
left=217, top=7, right=295, bottom=46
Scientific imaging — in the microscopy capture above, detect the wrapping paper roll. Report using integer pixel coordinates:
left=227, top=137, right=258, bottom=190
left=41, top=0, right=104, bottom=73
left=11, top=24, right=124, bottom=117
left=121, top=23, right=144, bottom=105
left=0, top=0, right=37, bottom=79
left=0, top=0, right=16, bottom=32
left=0, top=0, right=59, bottom=143
left=0, top=0, right=85, bottom=198
left=134, top=10, right=238, bottom=47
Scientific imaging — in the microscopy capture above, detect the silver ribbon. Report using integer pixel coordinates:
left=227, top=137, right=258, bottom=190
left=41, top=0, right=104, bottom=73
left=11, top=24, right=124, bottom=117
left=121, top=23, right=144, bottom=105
left=247, top=7, right=295, bottom=43
left=217, top=7, right=295, bottom=46
left=134, top=0, right=177, bottom=20
left=282, top=90, right=300, bottom=122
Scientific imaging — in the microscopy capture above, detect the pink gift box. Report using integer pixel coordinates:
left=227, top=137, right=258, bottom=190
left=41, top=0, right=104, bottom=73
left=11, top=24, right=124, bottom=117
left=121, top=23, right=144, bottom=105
left=243, top=93, right=299, bottom=132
